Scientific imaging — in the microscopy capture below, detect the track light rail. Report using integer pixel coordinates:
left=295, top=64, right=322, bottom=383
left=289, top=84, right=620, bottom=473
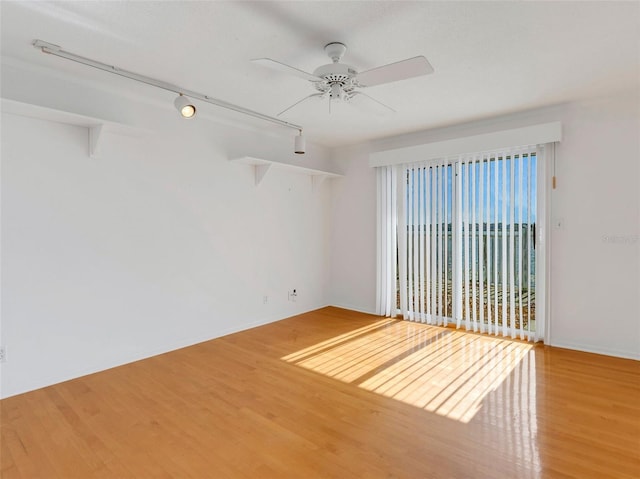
left=33, top=40, right=303, bottom=132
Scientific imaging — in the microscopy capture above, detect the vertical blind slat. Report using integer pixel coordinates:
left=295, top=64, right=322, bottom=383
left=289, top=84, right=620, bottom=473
left=471, top=158, right=478, bottom=331
left=509, top=156, right=516, bottom=338
left=398, top=166, right=407, bottom=319
left=418, top=166, right=425, bottom=322
left=518, top=155, right=525, bottom=339
left=485, top=156, right=493, bottom=334
left=478, top=157, right=485, bottom=334
left=527, top=155, right=532, bottom=336
left=426, top=167, right=432, bottom=322
left=437, top=165, right=444, bottom=324
left=444, top=165, right=450, bottom=326
left=463, top=161, right=470, bottom=331
left=376, top=169, right=382, bottom=315
left=455, top=161, right=463, bottom=328
left=493, top=156, right=500, bottom=335
left=406, top=167, right=412, bottom=319
left=411, top=168, right=420, bottom=320
left=431, top=166, right=437, bottom=323
left=390, top=168, right=397, bottom=316
left=501, top=154, right=508, bottom=337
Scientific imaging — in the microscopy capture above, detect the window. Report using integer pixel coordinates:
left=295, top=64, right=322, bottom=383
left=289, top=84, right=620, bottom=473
left=377, top=145, right=548, bottom=342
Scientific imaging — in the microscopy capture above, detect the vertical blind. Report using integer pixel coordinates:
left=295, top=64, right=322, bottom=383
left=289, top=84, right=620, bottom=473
left=377, top=145, right=544, bottom=341
left=376, top=165, right=397, bottom=317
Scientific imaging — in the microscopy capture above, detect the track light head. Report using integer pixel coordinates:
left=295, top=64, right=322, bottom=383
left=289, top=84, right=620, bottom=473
left=174, top=94, right=196, bottom=118
left=294, top=130, right=305, bottom=155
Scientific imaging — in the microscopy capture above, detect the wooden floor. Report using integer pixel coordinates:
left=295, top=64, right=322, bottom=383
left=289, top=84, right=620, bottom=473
left=1, top=307, right=639, bottom=478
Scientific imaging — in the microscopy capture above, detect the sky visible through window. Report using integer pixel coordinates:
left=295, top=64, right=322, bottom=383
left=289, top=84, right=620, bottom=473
left=400, top=153, right=538, bottom=331
left=406, top=154, right=537, bottom=226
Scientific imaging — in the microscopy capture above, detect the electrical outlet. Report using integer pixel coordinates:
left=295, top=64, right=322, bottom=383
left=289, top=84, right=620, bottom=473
left=288, top=289, right=298, bottom=302
left=0, top=346, right=6, bottom=363
left=263, top=295, right=268, bottom=304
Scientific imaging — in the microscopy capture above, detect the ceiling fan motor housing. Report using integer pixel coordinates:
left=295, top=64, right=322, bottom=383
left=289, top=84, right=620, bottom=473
left=313, top=63, right=358, bottom=97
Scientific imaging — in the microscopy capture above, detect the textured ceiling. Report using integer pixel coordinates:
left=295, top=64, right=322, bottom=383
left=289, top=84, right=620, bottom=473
left=1, top=1, right=639, bottom=147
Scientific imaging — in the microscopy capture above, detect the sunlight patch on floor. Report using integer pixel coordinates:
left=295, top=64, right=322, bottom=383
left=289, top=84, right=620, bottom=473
left=282, top=320, right=533, bottom=423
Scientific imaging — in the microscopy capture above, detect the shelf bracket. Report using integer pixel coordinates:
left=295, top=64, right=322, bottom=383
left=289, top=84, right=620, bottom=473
left=255, top=164, right=271, bottom=186
left=88, top=124, right=104, bottom=159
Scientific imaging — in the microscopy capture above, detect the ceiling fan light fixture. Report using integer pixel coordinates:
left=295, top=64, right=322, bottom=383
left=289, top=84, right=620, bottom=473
left=330, top=83, right=345, bottom=101
left=294, top=130, right=306, bottom=155
left=174, top=94, right=197, bottom=118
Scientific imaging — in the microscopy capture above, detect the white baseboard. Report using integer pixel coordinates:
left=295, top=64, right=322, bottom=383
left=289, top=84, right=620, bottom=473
left=328, top=303, right=378, bottom=316
left=549, top=340, right=640, bottom=361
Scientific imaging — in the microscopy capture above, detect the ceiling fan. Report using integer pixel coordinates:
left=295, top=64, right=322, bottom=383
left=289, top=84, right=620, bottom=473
left=253, top=42, right=434, bottom=116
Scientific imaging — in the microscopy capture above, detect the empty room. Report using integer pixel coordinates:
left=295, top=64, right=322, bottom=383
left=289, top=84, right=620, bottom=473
left=1, top=1, right=639, bottom=478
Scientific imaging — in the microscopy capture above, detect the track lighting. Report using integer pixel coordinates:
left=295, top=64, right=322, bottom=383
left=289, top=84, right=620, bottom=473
left=33, top=40, right=305, bottom=154
left=174, top=94, right=196, bottom=119
left=294, top=130, right=306, bottom=155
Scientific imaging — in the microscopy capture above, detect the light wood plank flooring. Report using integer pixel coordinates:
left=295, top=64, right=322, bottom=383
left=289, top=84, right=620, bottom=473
left=1, top=307, right=639, bottom=478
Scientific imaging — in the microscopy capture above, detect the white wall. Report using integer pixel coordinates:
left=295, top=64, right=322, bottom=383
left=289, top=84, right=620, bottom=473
left=1, top=62, right=334, bottom=398
left=328, top=145, right=377, bottom=313
left=329, top=91, right=640, bottom=359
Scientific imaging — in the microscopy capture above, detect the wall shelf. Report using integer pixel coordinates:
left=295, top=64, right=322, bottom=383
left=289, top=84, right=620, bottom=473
left=229, top=156, right=342, bottom=188
left=1, top=99, right=150, bottom=159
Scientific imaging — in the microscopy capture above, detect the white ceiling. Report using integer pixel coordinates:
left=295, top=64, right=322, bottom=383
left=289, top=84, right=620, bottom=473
left=1, top=1, right=639, bottom=147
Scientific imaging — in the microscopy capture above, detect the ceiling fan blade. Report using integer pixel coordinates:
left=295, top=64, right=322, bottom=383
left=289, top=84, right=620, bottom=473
left=357, top=56, right=434, bottom=87
left=349, top=91, right=396, bottom=115
left=252, top=58, right=323, bottom=82
left=278, top=93, right=325, bottom=116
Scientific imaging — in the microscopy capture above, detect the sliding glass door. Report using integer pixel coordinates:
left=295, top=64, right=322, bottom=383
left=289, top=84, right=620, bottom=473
left=396, top=147, right=540, bottom=340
